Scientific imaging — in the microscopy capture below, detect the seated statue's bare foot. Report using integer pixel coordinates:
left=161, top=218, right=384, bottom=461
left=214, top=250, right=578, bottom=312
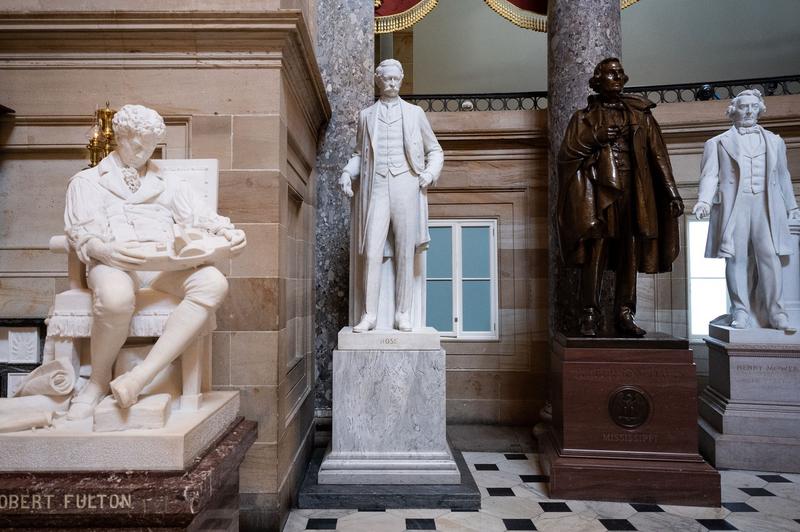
left=353, top=314, right=377, bottom=333
left=67, top=380, right=107, bottom=420
left=109, top=367, right=149, bottom=409
left=395, top=312, right=412, bottom=332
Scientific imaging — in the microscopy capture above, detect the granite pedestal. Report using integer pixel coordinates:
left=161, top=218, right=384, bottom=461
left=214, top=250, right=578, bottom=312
left=699, top=328, right=800, bottom=472
left=318, top=327, right=460, bottom=485
left=0, top=418, right=256, bottom=530
left=538, top=334, right=720, bottom=506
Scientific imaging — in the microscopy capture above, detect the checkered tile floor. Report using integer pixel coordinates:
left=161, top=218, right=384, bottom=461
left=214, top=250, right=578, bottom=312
left=283, top=452, right=800, bottom=531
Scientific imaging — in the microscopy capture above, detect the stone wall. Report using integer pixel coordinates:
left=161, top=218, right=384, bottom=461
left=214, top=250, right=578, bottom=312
left=0, top=5, right=329, bottom=531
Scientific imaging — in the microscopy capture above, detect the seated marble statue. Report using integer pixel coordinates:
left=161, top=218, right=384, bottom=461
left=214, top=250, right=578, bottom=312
left=63, top=104, right=245, bottom=419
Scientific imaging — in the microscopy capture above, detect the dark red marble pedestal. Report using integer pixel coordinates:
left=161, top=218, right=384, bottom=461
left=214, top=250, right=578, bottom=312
left=538, top=334, right=720, bottom=507
left=0, top=418, right=256, bottom=530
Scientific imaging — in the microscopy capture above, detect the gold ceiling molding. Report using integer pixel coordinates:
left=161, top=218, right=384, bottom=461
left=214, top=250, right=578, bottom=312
left=375, top=0, right=438, bottom=34
left=484, top=0, right=640, bottom=32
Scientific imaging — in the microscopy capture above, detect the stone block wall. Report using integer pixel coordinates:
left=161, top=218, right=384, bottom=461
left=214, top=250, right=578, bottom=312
left=0, top=5, right=329, bottom=531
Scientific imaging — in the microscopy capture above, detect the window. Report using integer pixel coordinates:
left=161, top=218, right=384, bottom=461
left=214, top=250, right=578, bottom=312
left=687, top=219, right=728, bottom=337
left=426, top=220, right=498, bottom=340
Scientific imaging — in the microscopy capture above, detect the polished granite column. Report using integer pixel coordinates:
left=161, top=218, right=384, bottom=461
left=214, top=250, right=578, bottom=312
left=313, top=1, right=374, bottom=417
left=547, top=0, right=621, bottom=335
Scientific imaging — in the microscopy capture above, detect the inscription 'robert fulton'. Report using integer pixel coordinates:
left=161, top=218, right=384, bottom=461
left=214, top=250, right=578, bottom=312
left=0, top=493, right=133, bottom=511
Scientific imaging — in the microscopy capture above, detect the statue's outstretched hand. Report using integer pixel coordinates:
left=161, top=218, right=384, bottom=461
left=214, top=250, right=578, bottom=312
left=339, top=172, right=353, bottom=198
left=219, top=228, right=247, bottom=253
left=692, top=201, right=710, bottom=220
left=86, top=239, right=146, bottom=269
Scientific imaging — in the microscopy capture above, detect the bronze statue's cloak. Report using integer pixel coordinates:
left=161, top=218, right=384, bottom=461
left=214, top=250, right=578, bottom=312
left=556, top=94, right=681, bottom=273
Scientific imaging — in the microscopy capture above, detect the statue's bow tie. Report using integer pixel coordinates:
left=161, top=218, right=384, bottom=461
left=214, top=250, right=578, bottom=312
left=736, top=126, right=760, bottom=135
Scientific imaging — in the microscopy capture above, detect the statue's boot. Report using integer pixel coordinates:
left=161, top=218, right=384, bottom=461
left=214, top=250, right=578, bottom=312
left=395, top=311, right=412, bottom=332
left=617, top=307, right=646, bottom=337
left=110, top=299, right=213, bottom=409
left=772, top=313, right=796, bottom=332
left=353, top=314, right=377, bottom=333
left=579, top=307, right=599, bottom=337
left=731, top=310, right=751, bottom=329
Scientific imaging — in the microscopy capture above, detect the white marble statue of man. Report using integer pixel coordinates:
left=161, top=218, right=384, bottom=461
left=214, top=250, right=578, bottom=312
left=693, top=89, right=800, bottom=330
left=64, top=104, right=246, bottom=418
left=339, top=59, right=444, bottom=332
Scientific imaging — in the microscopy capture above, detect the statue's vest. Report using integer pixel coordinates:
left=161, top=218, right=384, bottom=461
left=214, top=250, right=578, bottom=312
left=374, top=103, right=410, bottom=177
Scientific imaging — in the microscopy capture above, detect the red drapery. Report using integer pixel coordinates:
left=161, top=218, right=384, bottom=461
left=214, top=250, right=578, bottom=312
left=484, top=0, right=639, bottom=32
left=375, top=0, right=439, bottom=34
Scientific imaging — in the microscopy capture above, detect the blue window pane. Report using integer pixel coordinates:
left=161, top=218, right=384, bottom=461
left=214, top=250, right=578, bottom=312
left=461, top=226, right=490, bottom=278
left=426, top=280, right=453, bottom=332
left=462, top=280, right=491, bottom=331
left=427, top=226, right=452, bottom=279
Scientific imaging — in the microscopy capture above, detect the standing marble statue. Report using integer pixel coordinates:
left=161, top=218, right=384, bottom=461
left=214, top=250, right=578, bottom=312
left=63, top=104, right=246, bottom=418
left=557, top=58, right=684, bottom=337
left=339, top=59, right=443, bottom=332
left=693, top=89, right=799, bottom=330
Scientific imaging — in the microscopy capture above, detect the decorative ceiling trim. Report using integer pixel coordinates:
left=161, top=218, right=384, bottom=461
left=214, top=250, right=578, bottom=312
left=483, top=0, right=640, bottom=32
left=376, top=0, right=438, bottom=34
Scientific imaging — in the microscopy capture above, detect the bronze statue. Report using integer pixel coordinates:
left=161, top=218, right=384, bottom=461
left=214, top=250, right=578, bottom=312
left=557, top=58, right=684, bottom=337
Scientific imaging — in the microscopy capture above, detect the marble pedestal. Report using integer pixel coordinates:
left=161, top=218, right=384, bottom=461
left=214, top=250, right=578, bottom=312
left=0, top=418, right=256, bottom=530
left=699, top=331, right=800, bottom=472
left=318, top=327, right=460, bottom=485
left=0, top=390, right=239, bottom=472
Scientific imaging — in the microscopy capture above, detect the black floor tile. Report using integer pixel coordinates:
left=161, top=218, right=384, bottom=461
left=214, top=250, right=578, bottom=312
left=722, top=502, right=757, bottom=512
left=757, top=474, right=792, bottom=483
left=356, top=508, right=386, bottom=512
left=504, top=453, right=528, bottom=460
left=697, top=519, right=737, bottom=530
left=503, top=518, right=537, bottom=530
left=630, top=503, right=663, bottom=512
left=474, top=463, right=500, bottom=471
left=599, top=519, right=637, bottom=531
left=487, top=487, right=516, bottom=496
left=451, top=508, right=479, bottom=512
left=406, top=518, right=437, bottom=530
left=520, top=474, right=549, bottom=483
left=739, top=487, right=775, bottom=496
left=306, top=518, right=338, bottom=530
left=539, top=502, right=570, bottom=512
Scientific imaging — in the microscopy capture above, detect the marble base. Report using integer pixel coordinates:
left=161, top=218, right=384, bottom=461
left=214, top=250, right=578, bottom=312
left=0, top=390, right=239, bottom=472
left=0, top=418, right=255, bottom=530
left=699, top=337, right=800, bottom=472
left=709, top=323, right=799, bottom=344
left=93, top=392, right=172, bottom=432
left=299, top=447, right=480, bottom=510
left=319, top=342, right=459, bottom=485
left=337, top=326, right=441, bottom=350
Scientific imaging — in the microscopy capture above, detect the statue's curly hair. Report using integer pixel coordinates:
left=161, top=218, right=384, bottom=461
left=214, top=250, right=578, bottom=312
left=112, top=104, right=166, bottom=140
left=589, top=57, right=629, bottom=93
left=726, top=89, right=766, bottom=121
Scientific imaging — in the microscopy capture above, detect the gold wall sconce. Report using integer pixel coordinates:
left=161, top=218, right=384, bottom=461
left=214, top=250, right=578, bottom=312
left=87, top=102, right=116, bottom=167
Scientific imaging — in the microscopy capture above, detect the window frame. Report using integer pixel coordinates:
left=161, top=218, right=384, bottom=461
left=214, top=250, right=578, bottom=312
left=427, top=218, right=499, bottom=341
left=686, top=217, right=729, bottom=340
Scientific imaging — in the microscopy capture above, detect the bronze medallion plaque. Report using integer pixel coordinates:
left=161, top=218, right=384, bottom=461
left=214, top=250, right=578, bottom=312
left=608, top=386, right=651, bottom=429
